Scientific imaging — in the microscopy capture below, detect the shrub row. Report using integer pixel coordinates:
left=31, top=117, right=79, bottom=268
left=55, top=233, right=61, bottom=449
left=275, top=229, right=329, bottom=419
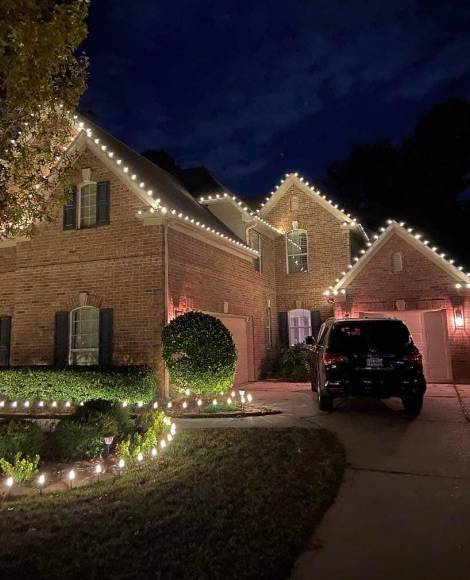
left=0, top=366, right=156, bottom=403
left=0, top=403, right=169, bottom=472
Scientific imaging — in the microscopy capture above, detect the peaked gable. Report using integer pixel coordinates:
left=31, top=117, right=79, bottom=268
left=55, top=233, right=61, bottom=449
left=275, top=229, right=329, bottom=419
left=324, top=220, right=470, bottom=296
left=258, top=172, right=368, bottom=241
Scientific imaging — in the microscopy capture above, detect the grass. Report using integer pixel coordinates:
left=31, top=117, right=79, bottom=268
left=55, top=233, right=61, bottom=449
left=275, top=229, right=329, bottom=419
left=0, top=428, right=345, bottom=580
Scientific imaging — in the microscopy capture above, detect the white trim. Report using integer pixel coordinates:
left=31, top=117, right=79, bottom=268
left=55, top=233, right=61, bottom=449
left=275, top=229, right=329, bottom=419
left=288, top=308, right=312, bottom=346
left=328, top=221, right=470, bottom=293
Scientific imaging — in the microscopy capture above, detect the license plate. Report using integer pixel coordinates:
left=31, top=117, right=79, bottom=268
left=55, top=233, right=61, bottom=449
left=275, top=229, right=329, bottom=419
left=367, top=357, right=383, bottom=368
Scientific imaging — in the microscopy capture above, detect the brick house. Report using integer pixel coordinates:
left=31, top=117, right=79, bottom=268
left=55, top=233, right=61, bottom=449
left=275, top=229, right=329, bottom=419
left=0, top=119, right=469, bottom=390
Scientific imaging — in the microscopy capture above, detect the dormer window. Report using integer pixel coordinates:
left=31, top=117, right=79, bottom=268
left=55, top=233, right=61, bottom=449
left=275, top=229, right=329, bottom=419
left=63, top=177, right=110, bottom=230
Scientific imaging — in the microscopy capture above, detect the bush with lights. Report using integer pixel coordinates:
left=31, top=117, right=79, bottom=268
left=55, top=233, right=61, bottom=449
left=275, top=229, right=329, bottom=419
left=162, top=311, right=237, bottom=397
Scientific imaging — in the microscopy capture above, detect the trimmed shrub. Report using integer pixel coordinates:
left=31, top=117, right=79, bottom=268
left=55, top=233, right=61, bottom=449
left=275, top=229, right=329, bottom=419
left=0, top=420, right=44, bottom=462
left=116, top=411, right=169, bottom=462
left=162, top=311, right=236, bottom=397
left=262, top=345, right=312, bottom=381
left=0, top=452, right=40, bottom=482
left=53, top=420, right=105, bottom=461
left=0, top=366, right=155, bottom=403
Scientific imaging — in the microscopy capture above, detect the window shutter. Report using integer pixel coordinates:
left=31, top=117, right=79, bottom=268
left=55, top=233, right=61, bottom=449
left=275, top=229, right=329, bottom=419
left=310, top=310, right=322, bottom=340
left=278, top=312, right=288, bottom=348
left=0, top=316, right=12, bottom=367
left=99, top=308, right=113, bottom=367
left=96, top=181, right=110, bottom=226
left=63, top=186, right=77, bottom=230
left=54, top=311, right=70, bottom=368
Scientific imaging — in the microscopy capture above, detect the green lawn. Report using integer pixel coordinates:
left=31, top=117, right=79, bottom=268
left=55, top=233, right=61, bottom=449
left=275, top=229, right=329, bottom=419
left=0, top=428, right=345, bottom=580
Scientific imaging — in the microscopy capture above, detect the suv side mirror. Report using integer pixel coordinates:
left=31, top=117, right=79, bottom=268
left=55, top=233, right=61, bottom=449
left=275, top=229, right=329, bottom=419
left=305, top=335, right=316, bottom=346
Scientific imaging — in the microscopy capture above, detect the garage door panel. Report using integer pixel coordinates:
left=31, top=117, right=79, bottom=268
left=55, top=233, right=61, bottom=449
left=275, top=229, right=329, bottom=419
left=215, top=315, right=250, bottom=386
left=362, top=309, right=452, bottom=383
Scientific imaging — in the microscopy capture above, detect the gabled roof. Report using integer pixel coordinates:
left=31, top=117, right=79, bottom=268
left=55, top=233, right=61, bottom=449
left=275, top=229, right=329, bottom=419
left=257, top=172, right=369, bottom=241
left=70, top=118, right=258, bottom=256
left=324, top=220, right=470, bottom=296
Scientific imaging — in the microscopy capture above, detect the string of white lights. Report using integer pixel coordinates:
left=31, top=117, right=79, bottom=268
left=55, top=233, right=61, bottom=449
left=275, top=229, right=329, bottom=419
left=323, top=219, right=470, bottom=296
left=66, top=118, right=259, bottom=256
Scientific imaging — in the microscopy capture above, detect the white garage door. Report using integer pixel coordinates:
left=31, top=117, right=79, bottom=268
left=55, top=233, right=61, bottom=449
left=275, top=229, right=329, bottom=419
left=363, top=309, right=452, bottom=383
left=215, top=314, right=250, bottom=385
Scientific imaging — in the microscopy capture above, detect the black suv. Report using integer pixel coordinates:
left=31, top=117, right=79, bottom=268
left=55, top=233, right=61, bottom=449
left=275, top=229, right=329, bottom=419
left=309, top=317, right=426, bottom=413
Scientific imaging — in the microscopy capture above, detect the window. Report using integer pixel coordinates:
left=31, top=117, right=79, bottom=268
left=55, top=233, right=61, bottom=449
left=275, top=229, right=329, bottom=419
left=63, top=181, right=110, bottom=230
left=391, top=251, right=404, bottom=273
left=265, top=302, right=272, bottom=349
left=249, top=229, right=262, bottom=272
left=290, top=195, right=299, bottom=211
left=79, top=183, right=98, bottom=228
left=288, top=309, right=312, bottom=346
left=286, top=229, right=308, bottom=273
left=69, top=307, right=99, bottom=366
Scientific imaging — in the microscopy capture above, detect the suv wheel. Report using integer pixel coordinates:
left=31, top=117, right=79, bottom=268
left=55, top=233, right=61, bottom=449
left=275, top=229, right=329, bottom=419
left=402, top=394, right=424, bottom=414
left=318, top=388, right=333, bottom=413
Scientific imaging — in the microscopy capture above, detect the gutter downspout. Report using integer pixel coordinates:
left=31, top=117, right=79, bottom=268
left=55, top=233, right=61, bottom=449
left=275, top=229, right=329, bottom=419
left=163, top=221, right=170, bottom=398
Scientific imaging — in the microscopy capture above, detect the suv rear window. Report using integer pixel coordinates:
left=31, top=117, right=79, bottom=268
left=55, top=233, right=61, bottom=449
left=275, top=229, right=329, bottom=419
left=329, top=320, right=412, bottom=354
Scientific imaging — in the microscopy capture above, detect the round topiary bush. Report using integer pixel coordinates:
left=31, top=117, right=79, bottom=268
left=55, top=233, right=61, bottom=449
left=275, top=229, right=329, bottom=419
left=162, top=311, right=237, bottom=397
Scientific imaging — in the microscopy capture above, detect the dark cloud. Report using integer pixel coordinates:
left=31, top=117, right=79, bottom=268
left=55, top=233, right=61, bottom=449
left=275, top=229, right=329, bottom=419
left=82, top=0, right=470, bottom=195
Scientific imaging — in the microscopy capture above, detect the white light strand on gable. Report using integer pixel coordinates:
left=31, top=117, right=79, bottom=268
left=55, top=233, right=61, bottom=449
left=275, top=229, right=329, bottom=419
left=256, top=172, right=362, bottom=229
left=198, top=193, right=282, bottom=234
left=72, top=119, right=259, bottom=257
left=323, top=219, right=470, bottom=296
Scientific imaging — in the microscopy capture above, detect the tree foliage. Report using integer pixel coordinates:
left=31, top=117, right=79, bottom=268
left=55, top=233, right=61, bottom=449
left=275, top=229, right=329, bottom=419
left=327, top=100, right=470, bottom=262
left=162, top=311, right=237, bottom=397
left=0, top=0, right=89, bottom=238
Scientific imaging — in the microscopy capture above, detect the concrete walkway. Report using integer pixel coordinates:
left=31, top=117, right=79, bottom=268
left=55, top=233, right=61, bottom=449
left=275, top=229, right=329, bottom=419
left=176, top=381, right=470, bottom=580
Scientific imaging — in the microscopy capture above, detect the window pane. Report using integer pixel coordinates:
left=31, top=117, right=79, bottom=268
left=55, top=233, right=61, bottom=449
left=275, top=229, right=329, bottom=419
left=287, top=230, right=308, bottom=273
left=70, top=307, right=99, bottom=366
left=80, top=184, right=97, bottom=228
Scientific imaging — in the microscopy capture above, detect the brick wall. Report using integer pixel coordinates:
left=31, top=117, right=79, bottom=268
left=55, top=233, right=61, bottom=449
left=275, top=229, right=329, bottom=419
left=167, top=226, right=273, bottom=377
left=334, top=232, right=470, bottom=381
left=264, top=183, right=352, bottom=319
left=0, top=147, right=166, bottom=382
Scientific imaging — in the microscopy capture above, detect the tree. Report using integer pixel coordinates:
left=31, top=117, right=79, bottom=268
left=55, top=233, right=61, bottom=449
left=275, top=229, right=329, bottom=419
left=0, top=0, right=89, bottom=238
left=327, top=100, right=470, bottom=262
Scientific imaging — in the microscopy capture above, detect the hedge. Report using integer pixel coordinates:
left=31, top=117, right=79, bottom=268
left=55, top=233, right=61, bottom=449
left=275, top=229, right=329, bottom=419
left=162, top=311, right=236, bottom=397
left=0, top=366, right=156, bottom=403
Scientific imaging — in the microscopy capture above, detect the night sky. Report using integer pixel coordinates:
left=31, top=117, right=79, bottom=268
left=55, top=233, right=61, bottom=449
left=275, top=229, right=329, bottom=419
left=82, top=0, right=470, bottom=198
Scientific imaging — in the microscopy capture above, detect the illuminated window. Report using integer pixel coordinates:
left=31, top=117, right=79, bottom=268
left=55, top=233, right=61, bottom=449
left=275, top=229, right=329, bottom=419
left=288, top=309, right=312, bottom=346
left=79, top=183, right=98, bottom=228
left=249, top=230, right=262, bottom=272
left=286, top=229, right=308, bottom=273
left=69, top=307, right=99, bottom=366
left=391, top=251, right=403, bottom=273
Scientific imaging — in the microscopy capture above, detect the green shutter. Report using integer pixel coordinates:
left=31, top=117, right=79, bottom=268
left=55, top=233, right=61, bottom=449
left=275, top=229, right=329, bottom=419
left=0, top=316, right=12, bottom=367
left=54, top=311, right=70, bottom=368
left=99, top=308, right=113, bottom=366
left=278, top=312, right=288, bottom=348
left=63, top=186, right=77, bottom=230
left=96, top=181, right=110, bottom=226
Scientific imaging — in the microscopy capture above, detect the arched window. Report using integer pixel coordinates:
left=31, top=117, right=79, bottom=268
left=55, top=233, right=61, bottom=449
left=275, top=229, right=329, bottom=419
left=391, top=251, right=404, bottom=273
left=286, top=229, right=308, bottom=273
left=290, top=195, right=299, bottom=211
left=69, top=306, right=99, bottom=366
left=288, top=309, right=312, bottom=345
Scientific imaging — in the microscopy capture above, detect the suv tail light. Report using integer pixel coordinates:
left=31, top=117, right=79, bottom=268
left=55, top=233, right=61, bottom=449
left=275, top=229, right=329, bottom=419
left=401, top=353, right=422, bottom=364
left=323, top=352, right=349, bottom=365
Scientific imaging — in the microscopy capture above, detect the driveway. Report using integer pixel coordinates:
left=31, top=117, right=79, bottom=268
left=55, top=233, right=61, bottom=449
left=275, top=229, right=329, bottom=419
left=176, top=381, right=470, bottom=580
